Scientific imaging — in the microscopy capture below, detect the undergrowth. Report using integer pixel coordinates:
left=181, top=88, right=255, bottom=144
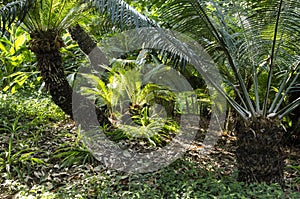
left=0, top=92, right=299, bottom=198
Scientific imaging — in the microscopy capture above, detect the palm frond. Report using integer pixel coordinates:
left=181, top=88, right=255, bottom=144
left=0, top=0, right=35, bottom=34
left=157, top=0, right=256, bottom=118
left=269, top=60, right=300, bottom=113
left=156, top=0, right=300, bottom=119
left=262, top=0, right=284, bottom=116
left=22, top=0, right=86, bottom=33
left=276, top=97, right=300, bottom=119
left=85, top=0, right=158, bottom=29
left=100, top=27, right=241, bottom=119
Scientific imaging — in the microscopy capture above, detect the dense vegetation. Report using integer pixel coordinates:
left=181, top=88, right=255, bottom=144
left=0, top=92, right=299, bottom=198
left=0, top=0, right=299, bottom=198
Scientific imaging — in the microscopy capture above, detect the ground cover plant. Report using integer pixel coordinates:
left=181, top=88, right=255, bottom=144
left=0, top=92, right=299, bottom=198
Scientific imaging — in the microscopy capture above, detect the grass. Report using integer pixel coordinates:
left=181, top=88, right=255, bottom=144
left=0, top=92, right=299, bottom=198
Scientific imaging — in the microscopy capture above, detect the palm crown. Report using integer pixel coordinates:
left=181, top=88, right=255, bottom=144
left=155, top=0, right=300, bottom=121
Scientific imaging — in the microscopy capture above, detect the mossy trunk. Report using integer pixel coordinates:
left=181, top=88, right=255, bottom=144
left=28, top=30, right=110, bottom=128
left=236, top=117, right=285, bottom=187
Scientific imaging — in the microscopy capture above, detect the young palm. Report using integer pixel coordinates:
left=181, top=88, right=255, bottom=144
left=154, top=0, right=300, bottom=185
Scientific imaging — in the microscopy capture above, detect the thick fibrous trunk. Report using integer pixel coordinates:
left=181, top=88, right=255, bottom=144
left=236, top=117, right=284, bottom=187
left=28, top=30, right=110, bottom=127
left=68, top=24, right=109, bottom=69
left=36, top=50, right=74, bottom=117
left=28, top=31, right=74, bottom=118
left=68, top=24, right=97, bottom=55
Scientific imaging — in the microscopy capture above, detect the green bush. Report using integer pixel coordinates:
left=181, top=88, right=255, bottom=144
left=0, top=26, right=39, bottom=93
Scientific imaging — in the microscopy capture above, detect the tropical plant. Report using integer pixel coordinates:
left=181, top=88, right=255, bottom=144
left=79, top=58, right=180, bottom=147
left=0, top=25, right=38, bottom=93
left=1, top=0, right=81, bottom=116
left=146, top=0, right=300, bottom=186
left=0, top=0, right=157, bottom=126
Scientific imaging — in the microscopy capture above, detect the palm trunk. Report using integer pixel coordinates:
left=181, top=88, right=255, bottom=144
left=29, top=31, right=74, bottom=117
left=28, top=30, right=110, bottom=128
left=68, top=24, right=110, bottom=68
left=68, top=24, right=97, bottom=55
left=236, top=117, right=284, bottom=187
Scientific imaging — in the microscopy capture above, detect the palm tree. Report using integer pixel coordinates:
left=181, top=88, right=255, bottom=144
left=151, top=0, right=300, bottom=186
left=0, top=0, right=199, bottom=124
left=0, top=0, right=155, bottom=126
left=1, top=0, right=80, bottom=117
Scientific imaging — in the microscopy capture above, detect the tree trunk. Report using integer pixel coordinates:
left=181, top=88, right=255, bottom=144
left=68, top=24, right=97, bottom=55
left=236, top=117, right=285, bottom=187
left=28, top=30, right=110, bottom=128
left=28, top=31, right=74, bottom=117
left=68, top=24, right=110, bottom=68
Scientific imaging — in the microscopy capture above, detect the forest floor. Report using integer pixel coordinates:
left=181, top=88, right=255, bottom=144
left=0, top=93, right=299, bottom=198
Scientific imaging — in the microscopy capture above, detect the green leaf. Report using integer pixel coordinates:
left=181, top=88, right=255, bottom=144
left=3, top=86, right=10, bottom=92
left=13, top=33, right=26, bottom=51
